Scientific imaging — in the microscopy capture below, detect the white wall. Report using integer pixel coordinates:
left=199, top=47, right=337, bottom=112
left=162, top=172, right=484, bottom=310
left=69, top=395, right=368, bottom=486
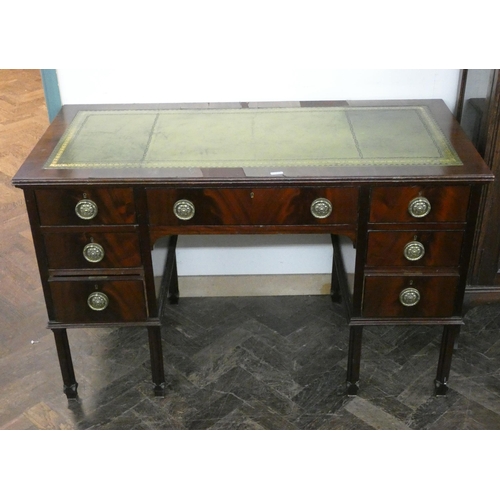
left=56, top=68, right=461, bottom=277
left=57, top=69, right=460, bottom=112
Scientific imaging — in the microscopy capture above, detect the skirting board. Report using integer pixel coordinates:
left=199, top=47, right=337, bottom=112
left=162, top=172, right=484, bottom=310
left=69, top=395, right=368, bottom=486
left=155, top=274, right=355, bottom=297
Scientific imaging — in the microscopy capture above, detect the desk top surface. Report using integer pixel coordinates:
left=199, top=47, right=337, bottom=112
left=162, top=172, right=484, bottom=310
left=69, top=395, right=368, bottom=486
left=13, top=100, right=493, bottom=186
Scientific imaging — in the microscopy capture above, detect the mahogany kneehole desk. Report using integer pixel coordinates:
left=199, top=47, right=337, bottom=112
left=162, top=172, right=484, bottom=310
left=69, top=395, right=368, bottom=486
left=12, top=100, right=493, bottom=399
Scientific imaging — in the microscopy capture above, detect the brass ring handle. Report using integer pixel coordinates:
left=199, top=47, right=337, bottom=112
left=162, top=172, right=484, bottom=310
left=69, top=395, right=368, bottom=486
left=403, top=241, right=425, bottom=261
left=399, top=287, right=420, bottom=307
left=75, top=199, right=98, bottom=220
left=173, top=199, right=195, bottom=221
left=311, top=198, right=333, bottom=219
left=408, top=197, right=431, bottom=218
left=83, top=242, right=105, bottom=263
left=87, top=291, right=109, bottom=311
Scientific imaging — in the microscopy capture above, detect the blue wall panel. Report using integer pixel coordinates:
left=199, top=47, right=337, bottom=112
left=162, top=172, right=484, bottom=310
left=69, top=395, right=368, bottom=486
left=40, top=69, right=62, bottom=122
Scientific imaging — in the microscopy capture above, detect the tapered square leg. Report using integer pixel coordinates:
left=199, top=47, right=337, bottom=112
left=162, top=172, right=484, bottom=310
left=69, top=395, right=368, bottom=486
left=346, top=325, right=363, bottom=395
left=168, top=254, right=179, bottom=305
left=330, top=264, right=342, bottom=303
left=435, top=324, right=460, bottom=396
left=52, top=328, right=78, bottom=400
left=147, top=326, right=166, bottom=397
left=166, top=235, right=179, bottom=305
left=330, top=235, right=342, bottom=303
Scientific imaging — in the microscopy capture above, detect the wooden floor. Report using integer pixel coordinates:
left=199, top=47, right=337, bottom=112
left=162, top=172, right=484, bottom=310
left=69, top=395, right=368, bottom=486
left=2, top=70, right=500, bottom=430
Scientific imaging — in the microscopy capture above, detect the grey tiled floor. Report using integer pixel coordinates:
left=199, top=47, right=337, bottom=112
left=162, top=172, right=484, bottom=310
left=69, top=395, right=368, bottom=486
left=3, top=294, right=499, bottom=430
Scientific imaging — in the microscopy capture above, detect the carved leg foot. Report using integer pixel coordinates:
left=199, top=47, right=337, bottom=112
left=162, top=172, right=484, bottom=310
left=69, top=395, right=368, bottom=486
left=63, top=383, right=79, bottom=400
left=168, top=292, right=179, bottom=305
left=434, top=324, right=460, bottom=397
left=52, top=328, right=79, bottom=400
left=147, top=326, right=166, bottom=398
left=346, top=381, right=359, bottom=396
left=434, top=379, right=448, bottom=396
left=330, top=288, right=341, bottom=303
left=153, top=382, right=166, bottom=398
left=346, top=325, right=363, bottom=396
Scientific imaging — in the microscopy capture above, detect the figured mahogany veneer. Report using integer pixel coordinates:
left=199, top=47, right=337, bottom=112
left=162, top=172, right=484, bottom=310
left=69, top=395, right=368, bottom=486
left=36, top=188, right=136, bottom=226
left=49, top=279, right=148, bottom=323
left=12, top=100, right=494, bottom=400
left=362, top=275, right=460, bottom=318
left=369, top=186, right=470, bottom=223
left=147, top=187, right=358, bottom=227
left=43, top=231, right=142, bottom=270
left=366, top=230, right=464, bottom=268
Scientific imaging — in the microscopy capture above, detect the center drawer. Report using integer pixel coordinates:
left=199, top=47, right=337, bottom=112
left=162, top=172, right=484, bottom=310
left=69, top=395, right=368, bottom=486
left=147, top=187, right=358, bottom=226
left=49, top=279, right=147, bottom=323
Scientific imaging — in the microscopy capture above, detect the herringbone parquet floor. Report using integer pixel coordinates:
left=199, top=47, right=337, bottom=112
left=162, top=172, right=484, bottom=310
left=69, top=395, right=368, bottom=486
left=1, top=70, right=500, bottom=430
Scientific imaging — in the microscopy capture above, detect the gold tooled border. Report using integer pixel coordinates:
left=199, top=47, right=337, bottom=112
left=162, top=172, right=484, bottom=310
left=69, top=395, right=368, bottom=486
left=44, top=106, right=463, bottom=169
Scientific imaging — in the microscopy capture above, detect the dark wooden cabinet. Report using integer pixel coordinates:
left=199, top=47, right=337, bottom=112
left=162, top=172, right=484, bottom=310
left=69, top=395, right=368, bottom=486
left=459, top=70, right=500, bottom=305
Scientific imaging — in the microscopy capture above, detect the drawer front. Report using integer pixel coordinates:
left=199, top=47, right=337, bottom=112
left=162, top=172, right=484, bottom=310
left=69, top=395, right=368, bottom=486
left=366, top=231, right=464, bottom=267
left=49, top=279, right=147, bottom=323
left=36, top=188, right=136, bottom=225
left=362, top=275, right=460, bottom=318
left=147, top=187, right=358, bottom=226
left=370, top=186, right=470, bottom=223
left=43, top=231, right=142, bottom=270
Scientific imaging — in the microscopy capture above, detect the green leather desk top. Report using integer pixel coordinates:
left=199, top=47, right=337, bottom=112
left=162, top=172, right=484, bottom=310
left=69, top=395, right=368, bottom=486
left=44, top=106, right=462, bottom=169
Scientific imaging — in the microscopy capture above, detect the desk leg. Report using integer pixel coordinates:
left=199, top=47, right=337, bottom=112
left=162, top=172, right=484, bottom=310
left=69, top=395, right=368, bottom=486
left=346, top=325, right=363, bottom=395
left=147, top=326, right=166, bottom=397
left=52, top=328, right=78, bottom=400
left=167, top=235, right=179, bottom=305
left=330, top=261, right=341, bottom=302
left=168, top=252, right=180, bottom=304
left=330, top=235, right=341, bottom=302
left=435, top=324, right=460, bottom=396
